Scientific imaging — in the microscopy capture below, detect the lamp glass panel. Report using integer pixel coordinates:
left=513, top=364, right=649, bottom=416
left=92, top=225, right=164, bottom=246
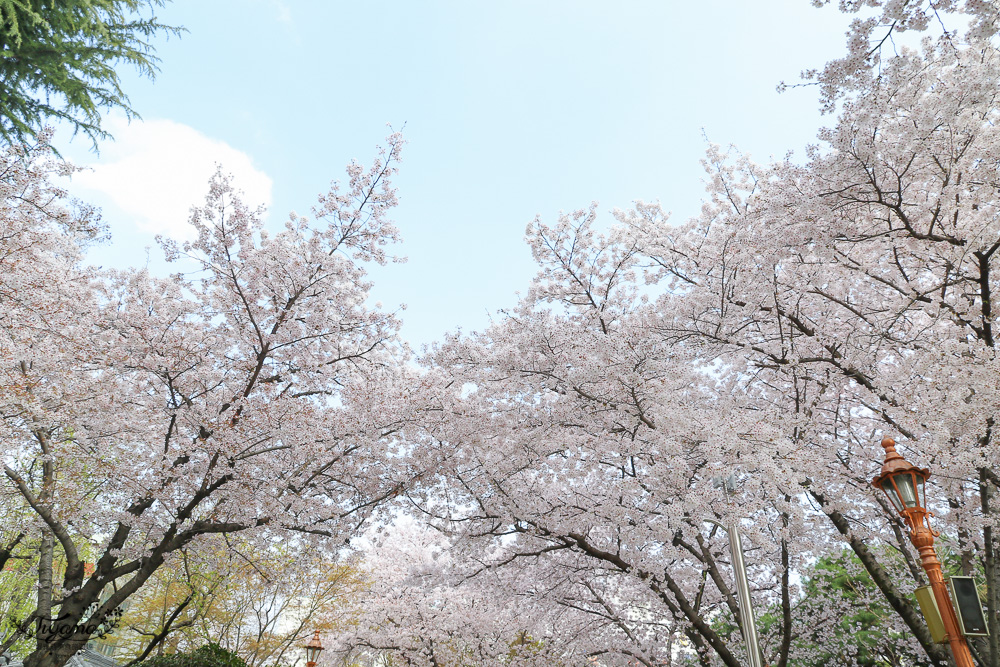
left=896, top=473, right=918, bottom=508
left=881, top=479, right=904, bottom=512
left=915, top=475, right=926, bottom=510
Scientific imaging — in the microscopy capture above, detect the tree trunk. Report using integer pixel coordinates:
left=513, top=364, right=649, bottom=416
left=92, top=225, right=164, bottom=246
left=35, top=530, right=53, bottom=654
left=23, top=637, right=90, bottom=667
left=809, top=489, right=952, bottom=665
left=25, top=529, right=92, bottom=667
left=981, top=470, right=999, bottom=667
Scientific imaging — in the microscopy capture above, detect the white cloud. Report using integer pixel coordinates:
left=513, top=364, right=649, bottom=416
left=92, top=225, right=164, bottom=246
left=70, top=115, right=273, bottom=240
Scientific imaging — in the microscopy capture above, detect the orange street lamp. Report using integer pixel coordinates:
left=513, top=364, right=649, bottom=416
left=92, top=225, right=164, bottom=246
left=873, top=437, right=975, bottom=667
left=304, top=630, right=324, bottom=667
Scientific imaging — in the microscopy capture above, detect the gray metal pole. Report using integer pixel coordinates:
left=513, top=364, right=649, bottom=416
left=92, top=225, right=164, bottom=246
left=727, top=522, right=764, bottom=667
left=705, top=518, right=764, bottom=667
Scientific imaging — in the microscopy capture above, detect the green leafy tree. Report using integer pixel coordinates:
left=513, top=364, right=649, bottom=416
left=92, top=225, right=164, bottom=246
left=0, top=502, right=36, bottom=660
left=742, top=550, right=937, bottom=667
left=0, top=0, right=182, bottom=149
left=133, top=644, right=246, bottom=667
left=705, top=550, right=932, bottom=666
left=782, top=552, right=912, bottom=666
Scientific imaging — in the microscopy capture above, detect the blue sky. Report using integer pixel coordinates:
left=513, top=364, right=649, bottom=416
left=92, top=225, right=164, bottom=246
left=58, top=0, right=850, bottom=350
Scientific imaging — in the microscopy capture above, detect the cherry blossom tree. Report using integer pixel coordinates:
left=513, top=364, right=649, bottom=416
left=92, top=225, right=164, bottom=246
left=391, top=2, right=1000, bottom=665
left=9, top=3, right=999, bottom=667
left=627, top=27, right=1000, bottom=663
left=409, top=212, right=814, bottom=666
left=790, top=0, right=1000, bottom=112
left=332, top=522, right=667, bottom=667
left=0, top=133, right=432, bottom=667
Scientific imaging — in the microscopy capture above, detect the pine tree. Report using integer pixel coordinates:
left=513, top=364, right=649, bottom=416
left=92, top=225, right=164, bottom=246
left=0, top=0, right=182, bottom=149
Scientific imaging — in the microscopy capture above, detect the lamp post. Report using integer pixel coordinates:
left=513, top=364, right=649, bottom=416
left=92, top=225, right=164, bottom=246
left=704, top=518, right=764, bottom=667
left=873, top=436, right=975, bottom=667
left=706, top=474, right=764, bottom=667
left=304, top=630, right=323, bottom=667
